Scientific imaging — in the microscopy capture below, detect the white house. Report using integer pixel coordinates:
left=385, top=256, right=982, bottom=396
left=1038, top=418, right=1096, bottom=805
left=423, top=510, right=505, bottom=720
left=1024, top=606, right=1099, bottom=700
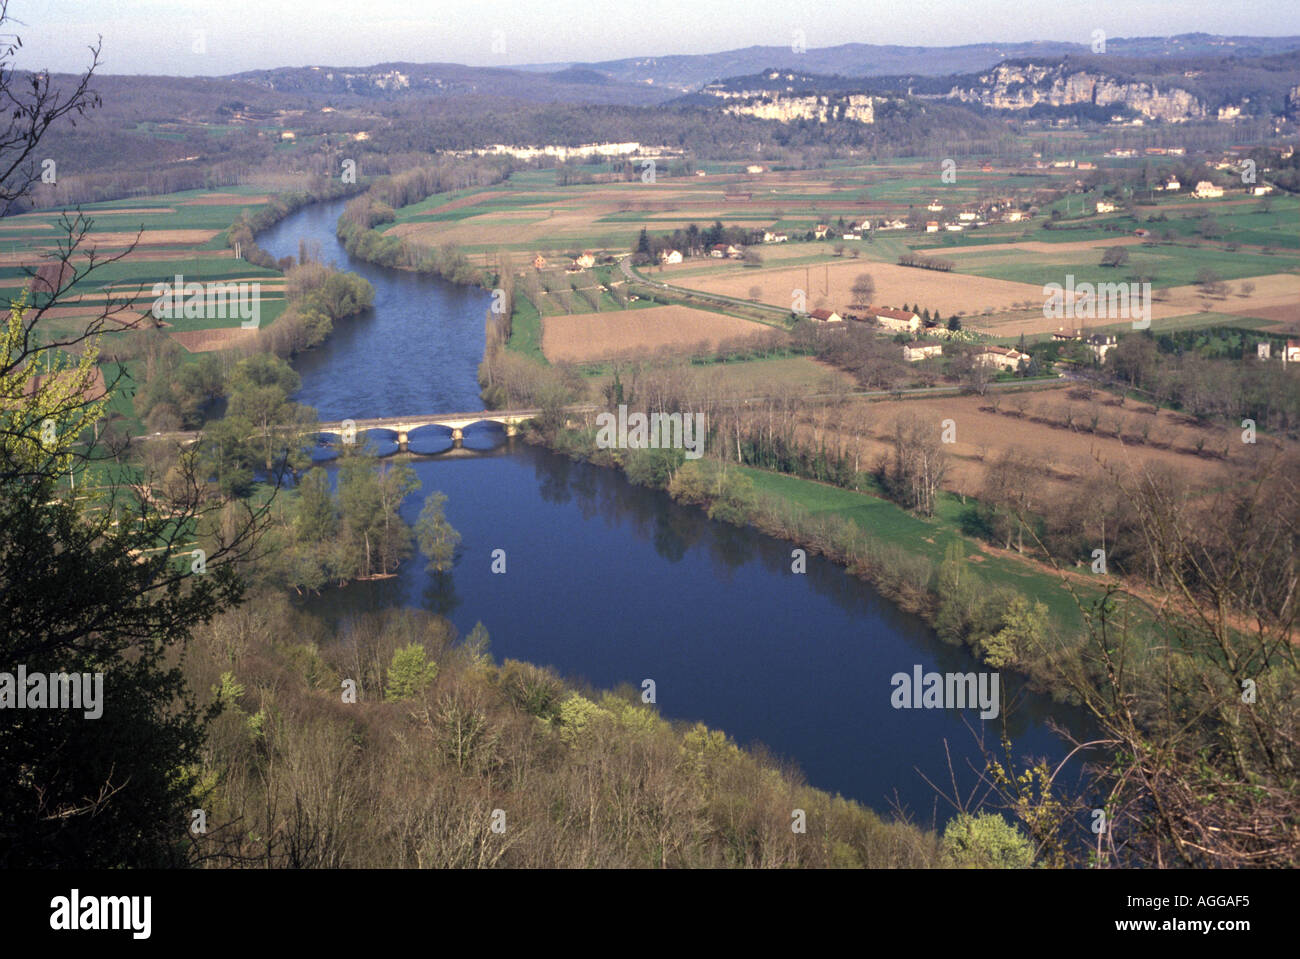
left=1095, top=200, right=1116, bottom=213
left=873, top=307, right=921, bottom=334
left=925, top=221, right=940, bottom=233
left=1193, top=180, right=1224, bottom=198
left=1087, top=333, right=1117, bottom=361
left=746, top=164, right=765, bottom=174
left=1166, top=177, right=1181, bottom=191
left=574, top=251, right=596, bottom=269
left=659, top=249, right=683, bottom=264
left=975, top=346, right=1030, bottom=372
left=1286, top=339, right=1300, bottom=363
left=903, top=343, right=943, bottom=362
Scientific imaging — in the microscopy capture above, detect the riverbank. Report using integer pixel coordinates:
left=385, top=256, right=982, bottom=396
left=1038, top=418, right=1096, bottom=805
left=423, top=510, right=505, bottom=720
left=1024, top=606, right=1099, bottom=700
left=526, top=420, right=1122, bottom=713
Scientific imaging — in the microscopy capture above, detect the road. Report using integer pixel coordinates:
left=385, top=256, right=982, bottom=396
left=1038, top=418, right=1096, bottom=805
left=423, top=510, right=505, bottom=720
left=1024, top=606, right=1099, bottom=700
left=618, top=257, right=794, bottom=323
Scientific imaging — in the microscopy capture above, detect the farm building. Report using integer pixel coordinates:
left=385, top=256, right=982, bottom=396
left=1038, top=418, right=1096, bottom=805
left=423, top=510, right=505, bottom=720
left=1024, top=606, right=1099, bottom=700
left=975, top=346, right=1030, bottom=372
left=903, top=343, right=943, bottom=362
left=1087, top=334, right=1117, bottom=361
left=809, top=308, right=843, bottom=323
left=872, top=307, right=922, bottom=334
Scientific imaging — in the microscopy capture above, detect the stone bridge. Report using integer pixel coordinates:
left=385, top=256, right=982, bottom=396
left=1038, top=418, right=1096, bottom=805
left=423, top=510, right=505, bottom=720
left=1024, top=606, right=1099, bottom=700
left=317, top=409, right=541, bottom=446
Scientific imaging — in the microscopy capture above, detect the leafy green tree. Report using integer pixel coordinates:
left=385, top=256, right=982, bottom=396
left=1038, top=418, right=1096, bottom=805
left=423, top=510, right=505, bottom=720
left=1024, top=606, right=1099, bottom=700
left=623, top=446, right=684, bottom=488
left=172, top=353, right=225, bottom=427
left=304, top=272, right=374, bottom=320
left=385, top=643, right=439, bottom=701
left=337, top=455, right=418, bottom=579
left=226, top=353, right=316, bottom=472
left=979, top=595, right=1048, bottom=668
left=940, top=812, right=1035, bottom=868
left=288, top=467, right=343, bottom=590
left=200, top=413, right=258, bottom=498
left=415, top=490, right=461, bottom=572
left=0, top=19, right=271, bottom=859
left=1100, top=246, right=1129, bottom=268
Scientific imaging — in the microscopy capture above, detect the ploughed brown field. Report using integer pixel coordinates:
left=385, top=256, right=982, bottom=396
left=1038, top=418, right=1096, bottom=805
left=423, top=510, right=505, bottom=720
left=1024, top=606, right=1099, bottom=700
left=169, top=327, right=258, bottom=352
left=677, top=260, right=1047, bottom=325
left=540, top=304, right=770, bottom=363
left=178, top=193, right=270, bottom=205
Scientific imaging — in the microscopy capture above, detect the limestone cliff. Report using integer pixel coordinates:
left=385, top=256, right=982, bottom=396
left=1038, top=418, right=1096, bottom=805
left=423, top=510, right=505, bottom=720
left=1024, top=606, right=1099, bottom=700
left=950, top=63, right=1207, bottom=120
left=718, top=93, right=875, bottom=124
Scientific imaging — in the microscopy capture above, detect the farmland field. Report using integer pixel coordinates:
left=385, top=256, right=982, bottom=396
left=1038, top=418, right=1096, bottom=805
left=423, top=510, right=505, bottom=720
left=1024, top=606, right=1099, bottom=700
left=751, top=387, right=1269, bottom=506
left=375, top=161, right=1297, bottom=342
left=540, top=304, right=772, bottom=363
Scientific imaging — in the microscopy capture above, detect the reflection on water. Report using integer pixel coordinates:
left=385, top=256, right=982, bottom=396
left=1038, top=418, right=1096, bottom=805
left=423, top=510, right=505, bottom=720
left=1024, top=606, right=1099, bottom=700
left=299, top=443, right=1092, bottom=823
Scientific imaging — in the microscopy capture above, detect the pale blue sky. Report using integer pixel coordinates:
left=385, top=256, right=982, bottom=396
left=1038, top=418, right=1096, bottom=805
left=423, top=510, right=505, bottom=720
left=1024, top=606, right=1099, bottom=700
left=13, top=0, right=1300, bottom=75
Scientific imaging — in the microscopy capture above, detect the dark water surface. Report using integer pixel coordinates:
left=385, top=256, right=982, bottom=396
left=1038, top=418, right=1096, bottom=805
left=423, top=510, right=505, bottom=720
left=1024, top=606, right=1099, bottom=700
left=257, top=202, right=1091, bottom=822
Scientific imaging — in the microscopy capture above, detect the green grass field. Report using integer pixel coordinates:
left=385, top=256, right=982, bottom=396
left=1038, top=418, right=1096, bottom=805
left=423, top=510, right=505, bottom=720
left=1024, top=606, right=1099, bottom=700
left=742, top=468, right=1093, bottom=629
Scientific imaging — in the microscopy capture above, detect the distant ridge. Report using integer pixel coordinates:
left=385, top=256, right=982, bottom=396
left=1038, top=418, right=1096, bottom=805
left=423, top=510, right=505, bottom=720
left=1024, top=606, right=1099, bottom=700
left=513, top=34, right=1300, bottom=91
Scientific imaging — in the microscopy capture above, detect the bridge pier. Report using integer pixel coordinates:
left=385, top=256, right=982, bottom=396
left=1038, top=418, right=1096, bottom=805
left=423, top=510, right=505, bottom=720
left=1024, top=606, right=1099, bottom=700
left=397, top=430, right=409, bottom=450
left=452, top=428, right=463, bottom=441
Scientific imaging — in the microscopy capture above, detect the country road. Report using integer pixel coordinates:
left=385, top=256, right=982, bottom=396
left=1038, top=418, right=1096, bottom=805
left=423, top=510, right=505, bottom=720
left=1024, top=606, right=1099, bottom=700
left=618, top=256, right=794, bottom=323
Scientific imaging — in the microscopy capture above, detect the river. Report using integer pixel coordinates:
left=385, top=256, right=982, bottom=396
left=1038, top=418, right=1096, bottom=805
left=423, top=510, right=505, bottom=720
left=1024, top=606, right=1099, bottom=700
left=256, top=199, right=1090, bottom=823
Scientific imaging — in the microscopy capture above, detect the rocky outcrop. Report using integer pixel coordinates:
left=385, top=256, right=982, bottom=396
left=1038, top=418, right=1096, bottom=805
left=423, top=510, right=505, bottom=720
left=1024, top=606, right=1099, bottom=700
left=720, top=93, right=875, bottom=124
left=951, top=63, right=1206, bottom=120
